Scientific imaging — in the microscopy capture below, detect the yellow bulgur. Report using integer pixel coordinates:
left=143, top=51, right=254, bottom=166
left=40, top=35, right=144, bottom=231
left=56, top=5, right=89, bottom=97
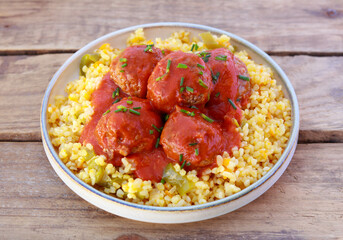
left=47, top=29, right=292, bottom=207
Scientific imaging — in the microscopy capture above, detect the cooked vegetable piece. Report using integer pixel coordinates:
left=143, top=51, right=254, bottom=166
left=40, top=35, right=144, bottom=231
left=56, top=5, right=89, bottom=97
left=80, top=53, right=101, bottom=76
left=199, top=32, right=221, bottom=49
left=87, top=158, right=105, bottom=184
left=162, top=163, right=195, bottom=195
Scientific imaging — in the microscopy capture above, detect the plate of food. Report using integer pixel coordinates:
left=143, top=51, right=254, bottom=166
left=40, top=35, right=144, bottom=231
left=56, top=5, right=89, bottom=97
left=41, top=22, right=299, bottom=223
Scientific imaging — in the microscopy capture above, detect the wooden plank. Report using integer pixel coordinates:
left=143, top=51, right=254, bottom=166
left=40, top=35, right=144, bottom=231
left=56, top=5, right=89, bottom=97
left=0, top=54, right=71, bottom=141
left=0, top=142, right=342, bottom=239
left=1, top=0, right=343, bottom=53
left=273, top=55, right=343, bottom=143
left=1, top=54, right=343, bottom=142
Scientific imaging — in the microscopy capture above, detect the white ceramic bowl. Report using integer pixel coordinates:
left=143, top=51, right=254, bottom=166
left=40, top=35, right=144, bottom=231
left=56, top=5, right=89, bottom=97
left=41, top=22, right=299, bottom=223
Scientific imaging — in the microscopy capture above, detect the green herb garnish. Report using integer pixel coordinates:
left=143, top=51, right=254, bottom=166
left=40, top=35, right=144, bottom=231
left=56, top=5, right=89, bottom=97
left=199, top=51, right=211, bottom=62
left=152, top=124, right=161, bottom=132
left=195, top=148, right=199, bottom=156
left=189, top=142, right=198, bottom=146
left=119, top=58, right=127, bottom=62
left=177, top=63, right=188, bottom=69
left=127, top=100, right=133, bottom=104
left=133, top=106, right=141, bottom=110
left=200, top=113, right=214, bottom=123
left=179, top=154, right=183, bottom=162
left=198, top=79, right=208, bottom=88
left=180, top=109, right=195, bottom=116
left=180, top=77, right=184, bottom=86
left=156, top=73, right=167, bottom=81
left=155, top=137, right=160, bottom=148
left=116, top=105, right=127, bottom=112
left=197, top=63, right=205, bottom=69
left=181, top=160, right=186, bottom=169
left=228, top=98, right=237, bottom=110
left=149, top=130, right=154, bottom=135
left=103, top=110, right=110, bottom=115
left=211, top=70, right=220, bottom=83
left=113, top=98, right=121, bottom=104
left=166, top=59, right=171, bottom=73
left=215, top=55, right=227, bottom=61
left=186, top=86, right=194, bottom=93
left=121, top=63, right=127, bottom=68
left=144, top=44, right=154, bottom=52
left=112, top=87, right=120, bottom=98
left=238, top=75, right=250, bottom=81
left=190, top=43, right=199, bottom=51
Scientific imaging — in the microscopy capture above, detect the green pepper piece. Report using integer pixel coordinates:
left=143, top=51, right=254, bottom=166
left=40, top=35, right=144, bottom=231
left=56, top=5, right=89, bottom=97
left=80, top=53, right=101, bottom=76
left=95, top=166, right=104, bottom=184
left=84, top=148, right=95, bottom=161
left=162, top=163, right=195, bottom=196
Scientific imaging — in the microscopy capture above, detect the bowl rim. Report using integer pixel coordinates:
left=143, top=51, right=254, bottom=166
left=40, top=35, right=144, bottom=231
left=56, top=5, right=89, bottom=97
left=40, top=22, right=300, bottom=212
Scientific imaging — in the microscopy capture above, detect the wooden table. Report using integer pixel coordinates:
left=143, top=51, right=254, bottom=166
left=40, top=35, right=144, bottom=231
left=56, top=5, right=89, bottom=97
left=1, top=0, right=342, bottom=239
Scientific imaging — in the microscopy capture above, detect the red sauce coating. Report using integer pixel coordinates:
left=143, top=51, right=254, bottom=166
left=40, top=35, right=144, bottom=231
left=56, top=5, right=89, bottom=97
left=160, top=106, right=227, bottom=169
left=126, top=147, right=176, bottom=182
left=147, top=51, right=213, bottom=113
left=110, top=45, right=163, bottom=98
left=204, top=48, right=241, bottom=121
left=95, top=97, right=162, bottom=158
left=79, top=72, right=127, bottom=158
left=79, top=46, right=250, bottom=182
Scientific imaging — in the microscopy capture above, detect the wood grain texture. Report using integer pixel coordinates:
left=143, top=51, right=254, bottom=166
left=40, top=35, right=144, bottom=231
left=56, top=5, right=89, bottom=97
left=0, top=142, right=342, bottom=239
left=0, top=0, right=342, bottom=53
left=0, top=54, right=71, bottom=141
left=1, top=54, right=342, bottom=142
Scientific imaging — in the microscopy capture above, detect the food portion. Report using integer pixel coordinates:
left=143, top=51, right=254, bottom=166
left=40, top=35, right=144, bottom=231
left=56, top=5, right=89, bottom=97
left=110, top=45, right=163, bottom=98
left=161, top=106, right=227, bottom=169
left=95, top=97, right=162, bottom=158
left=147, top=51, right=213, bottom=113
left=205, top=48, right=250, bottom=121
left=48, top=29, right=292, bottom=207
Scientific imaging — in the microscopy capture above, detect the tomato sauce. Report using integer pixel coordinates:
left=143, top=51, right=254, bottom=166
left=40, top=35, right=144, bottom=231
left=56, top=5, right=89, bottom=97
left=79, top=46, right=250, bottom=182
left=79, top=72, right=126, bottom=165
left=126, top=148, right=175, bottom=182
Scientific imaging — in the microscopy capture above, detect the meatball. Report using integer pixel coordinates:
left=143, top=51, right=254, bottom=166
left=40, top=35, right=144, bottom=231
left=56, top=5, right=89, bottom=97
left=204, top=48, right=241, bottom=120
left=95, top=97, right=162, bottom=158
left=110, top=45, right=163, bottom=98
left=160, top=106, right=226, bottom=168
left=147, top=51, right=214, bottom=113
left=234, top=56, right=251, bottom=108
left=79, top=72, right=127, bottom=157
